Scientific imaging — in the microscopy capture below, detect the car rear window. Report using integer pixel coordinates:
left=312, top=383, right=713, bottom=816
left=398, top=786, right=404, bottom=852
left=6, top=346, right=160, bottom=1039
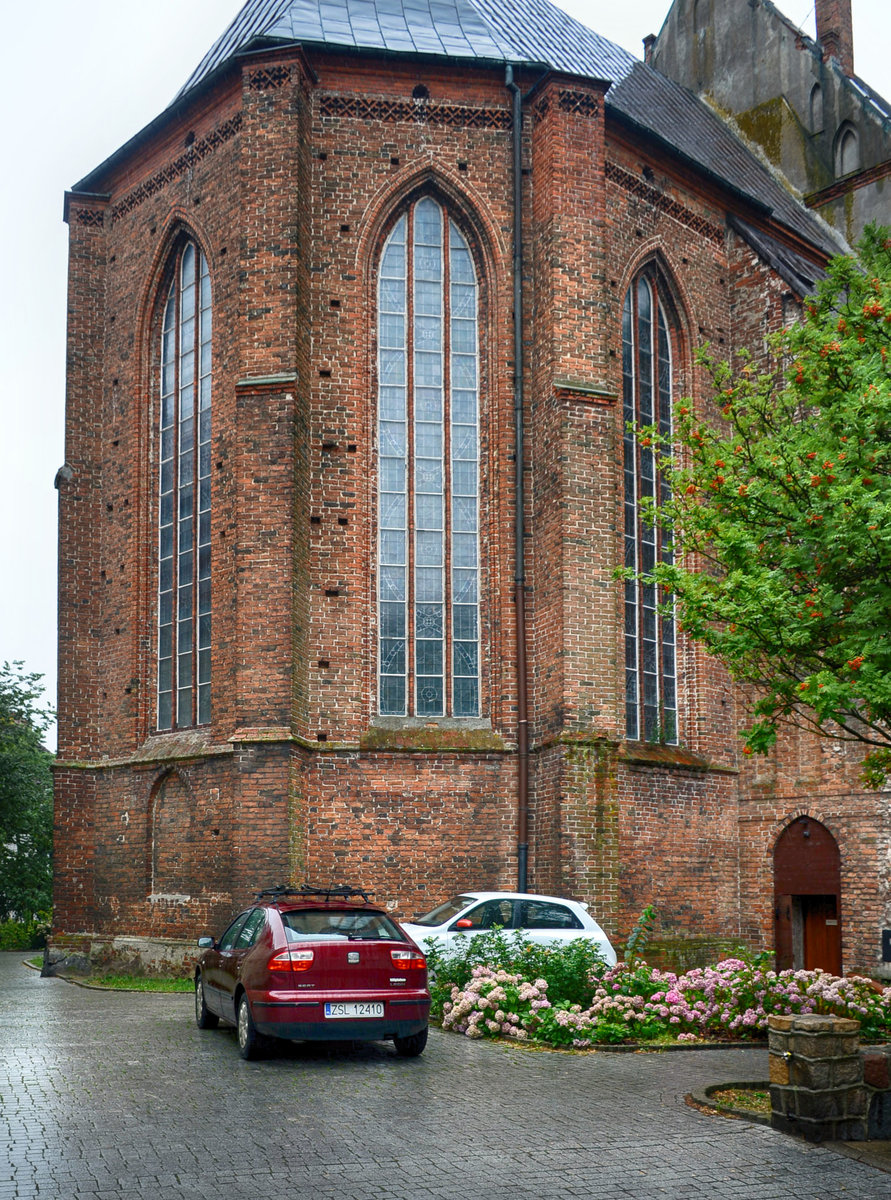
left=281, top=908, right=407, bottom=942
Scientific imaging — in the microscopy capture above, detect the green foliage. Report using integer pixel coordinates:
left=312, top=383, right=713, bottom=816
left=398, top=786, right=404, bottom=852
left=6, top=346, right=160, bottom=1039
left=0, top=663, right=54, bottom=920
left=620, top=225, right=891, bottom=782
left=0, top=914, right=49, bottom=951
left=422, top=928, right=611, bottom=1017
left=624, top=904, right=657, bottom=963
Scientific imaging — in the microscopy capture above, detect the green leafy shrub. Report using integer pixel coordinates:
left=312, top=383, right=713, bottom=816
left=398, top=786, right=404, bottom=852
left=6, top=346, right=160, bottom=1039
left=438, top=953, right=891, bottom=1049
left=422, top=928, right=611, bottom=1017
left=0, top=913, right=49, bottom=951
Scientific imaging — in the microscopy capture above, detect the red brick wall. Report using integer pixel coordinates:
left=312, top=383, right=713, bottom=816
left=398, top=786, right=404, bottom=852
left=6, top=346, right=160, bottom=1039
left=54, top=43, right=884, bottom=977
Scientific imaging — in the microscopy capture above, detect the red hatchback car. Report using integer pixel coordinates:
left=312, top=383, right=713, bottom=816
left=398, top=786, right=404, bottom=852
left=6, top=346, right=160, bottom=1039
left=194, top=885, right=430, bottom=1059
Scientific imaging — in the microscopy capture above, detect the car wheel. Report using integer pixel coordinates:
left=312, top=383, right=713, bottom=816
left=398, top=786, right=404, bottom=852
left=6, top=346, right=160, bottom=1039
left=194, top=974, right=219, bottom=1030
left=393, top=1026, right=428, bottom=1057
left=236, top=993, right=262, bottom=1060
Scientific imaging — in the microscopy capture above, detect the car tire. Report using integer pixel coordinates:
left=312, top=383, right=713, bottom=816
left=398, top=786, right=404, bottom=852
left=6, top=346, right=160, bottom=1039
left=194, top=974, right=219, bottom=1030
left=393, top=1026, right=428, bottom=1057
left=236, top=993, right=262, bottom=1060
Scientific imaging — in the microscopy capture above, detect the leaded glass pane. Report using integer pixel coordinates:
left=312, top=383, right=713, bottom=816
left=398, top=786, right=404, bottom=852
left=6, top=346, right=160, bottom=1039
left=453, top=533, right=477, bottom=568
left=453, top=496, right=477, bottom=532
left=416, top=568, right=443, bottom=603
left=416, top=639, right=442, bottom=675
left=380, top=566, right=406, bottom=602
left=380, top=530, right=406, bottom=564
left=380, top=675, right=406, bottom=715
left=452, top=390, right=476, bottom=423
left=453, top=640, right=477, bottom=676
left=452, top=424, right=477, bottom=461
left=380, top=602, right=406, bottom=638
left=380, top=386, right=406, bottom=420
left=415, top=459, right=443, bottom=493
left=453, top=569, right=477, bottom=603
left=453, top=677, right=478, bottom=717
left=380, top=421, right=407, bottom=456
left=416, top=604, right=443, bottom=638
left=417, top=678, right=443, bottom=715
left=452, top=459, right=477, bottom=496
left=380, top=492, right=406, bottom=528
left=415, top=494, right=443, bottom=529
left=416, top=530, right=442, bottom=566
left=380, top=639, right=406, bottom=675
left=415, top=388, right=443, bottom=420
left=453, top=605, right=477, bottom=640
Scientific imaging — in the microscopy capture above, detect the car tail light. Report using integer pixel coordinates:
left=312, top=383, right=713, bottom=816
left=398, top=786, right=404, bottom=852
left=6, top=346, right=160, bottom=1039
left=391, top=948, right=426, bottom=969
left=268, top=949, right=314, bottom=971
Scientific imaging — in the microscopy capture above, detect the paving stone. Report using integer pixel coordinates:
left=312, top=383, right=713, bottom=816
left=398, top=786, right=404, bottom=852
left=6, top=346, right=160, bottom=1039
left=1, top=953, right=889, bottom=1198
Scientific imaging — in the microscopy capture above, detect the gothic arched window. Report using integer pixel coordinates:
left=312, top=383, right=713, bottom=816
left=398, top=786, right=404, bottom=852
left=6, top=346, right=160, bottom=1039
left=836, top=124, right=860, bottom=176
left=157, top=240, right=212, bottom=730
left=809, top=83, right=824, bottom=132
left=622, top=273, right=678, bottom=744
left=377, top=196, right=480, bottom=718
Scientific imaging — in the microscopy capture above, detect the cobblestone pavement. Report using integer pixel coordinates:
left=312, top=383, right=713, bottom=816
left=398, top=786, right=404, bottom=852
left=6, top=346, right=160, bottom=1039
left=2, top=953, right=889, bottom=1199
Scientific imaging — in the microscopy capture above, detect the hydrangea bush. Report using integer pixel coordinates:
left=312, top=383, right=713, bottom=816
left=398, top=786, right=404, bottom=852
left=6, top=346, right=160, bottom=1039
left=427, top=933, right=891, bottom=1048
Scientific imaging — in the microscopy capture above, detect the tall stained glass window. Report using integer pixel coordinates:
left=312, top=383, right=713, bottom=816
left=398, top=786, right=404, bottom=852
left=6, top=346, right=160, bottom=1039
left=377, top=197, right=480, bottom=718
left=622, top=274, right=677, bottom=743
left=157, top=241, right=212, bottom=730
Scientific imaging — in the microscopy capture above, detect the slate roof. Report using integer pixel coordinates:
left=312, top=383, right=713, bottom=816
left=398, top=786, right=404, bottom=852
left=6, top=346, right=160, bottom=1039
left=76, top=0, right=846, bottom=266
left=177, top=0, right=638, bottom=97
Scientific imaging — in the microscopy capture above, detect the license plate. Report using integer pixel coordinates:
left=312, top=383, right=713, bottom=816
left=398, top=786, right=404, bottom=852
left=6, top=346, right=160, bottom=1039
left=324, top=1001, right=384, bottom=1019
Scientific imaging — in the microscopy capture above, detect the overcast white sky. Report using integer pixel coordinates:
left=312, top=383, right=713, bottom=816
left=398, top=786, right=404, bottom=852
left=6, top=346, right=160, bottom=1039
left=1, top=0, right=888, bottom=747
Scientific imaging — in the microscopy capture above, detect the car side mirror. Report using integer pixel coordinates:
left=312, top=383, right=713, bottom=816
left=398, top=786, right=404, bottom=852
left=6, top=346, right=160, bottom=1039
left=197, top=936, right=215, bottom=949
left=454, top=919, right=474, bottom=929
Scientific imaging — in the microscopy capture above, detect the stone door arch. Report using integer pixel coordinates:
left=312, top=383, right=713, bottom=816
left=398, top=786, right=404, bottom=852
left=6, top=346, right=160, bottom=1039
left=774, top=816, right=842, bottom=974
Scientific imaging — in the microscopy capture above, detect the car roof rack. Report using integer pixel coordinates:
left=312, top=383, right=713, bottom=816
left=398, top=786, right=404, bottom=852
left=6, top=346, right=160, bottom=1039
left=254, top=883, right=373, bottom=904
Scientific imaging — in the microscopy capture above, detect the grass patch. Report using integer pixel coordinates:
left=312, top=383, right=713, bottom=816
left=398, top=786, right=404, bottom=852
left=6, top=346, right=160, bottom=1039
left=87, top=974, right=192, bottom=993
left=711, top=1087, right=771, bottom=1116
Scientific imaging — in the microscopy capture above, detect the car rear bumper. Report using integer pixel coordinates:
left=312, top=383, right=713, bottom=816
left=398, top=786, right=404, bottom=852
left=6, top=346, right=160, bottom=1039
left=252, top=994, right=430, bottom=1042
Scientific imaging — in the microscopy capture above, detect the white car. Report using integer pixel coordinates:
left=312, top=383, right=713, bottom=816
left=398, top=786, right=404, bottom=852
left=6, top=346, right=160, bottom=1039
left=401, top=892, right=617, bottom=966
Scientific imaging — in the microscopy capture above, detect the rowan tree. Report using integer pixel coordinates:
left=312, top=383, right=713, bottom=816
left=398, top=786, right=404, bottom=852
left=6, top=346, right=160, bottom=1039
left=625, top=224, right=891, bottom=784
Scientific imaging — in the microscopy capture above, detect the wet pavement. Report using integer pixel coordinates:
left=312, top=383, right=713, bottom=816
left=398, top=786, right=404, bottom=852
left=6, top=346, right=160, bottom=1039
left=1, top=951, right=889, bottom=1198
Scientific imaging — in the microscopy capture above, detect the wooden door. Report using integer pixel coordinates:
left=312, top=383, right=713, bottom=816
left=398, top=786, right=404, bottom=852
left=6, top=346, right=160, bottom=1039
left=803, top=895, right=842, bottom=975
left=773, top=817, right=842, bottom=972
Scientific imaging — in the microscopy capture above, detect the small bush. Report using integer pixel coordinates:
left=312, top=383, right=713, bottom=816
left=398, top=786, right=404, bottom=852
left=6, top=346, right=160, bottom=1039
left=0, top=914, right=49, bottom=951
left=436, top=950, right=891, bottom=1049
left=422, top=928, right=611, bottom=1016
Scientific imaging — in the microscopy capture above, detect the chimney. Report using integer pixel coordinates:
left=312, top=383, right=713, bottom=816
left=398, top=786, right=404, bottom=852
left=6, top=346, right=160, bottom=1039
left=643, top=34, right=656, bottom=66
left=815, top=0, right=854, bottom=76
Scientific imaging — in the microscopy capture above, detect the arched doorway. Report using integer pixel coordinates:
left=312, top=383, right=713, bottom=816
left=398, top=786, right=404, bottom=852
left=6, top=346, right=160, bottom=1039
left=774, top=816, right=841, bottom=974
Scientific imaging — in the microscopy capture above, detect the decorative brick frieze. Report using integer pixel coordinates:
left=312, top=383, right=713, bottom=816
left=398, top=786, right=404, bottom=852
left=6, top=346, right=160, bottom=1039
left=606, top=160, right=724, bottom=244
left=247, top=64, right=293, bottom=90
left=318, top=93, right=511, bottom=129
left=533, top=89, right=600, bottom=125
left=75, top=208, right=107, bottom=228
left=110, top=114, right=243, bottom=222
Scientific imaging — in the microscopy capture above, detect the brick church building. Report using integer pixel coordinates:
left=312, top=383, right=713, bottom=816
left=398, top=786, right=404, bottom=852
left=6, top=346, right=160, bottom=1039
left=52, top=0, right=891, bottom=978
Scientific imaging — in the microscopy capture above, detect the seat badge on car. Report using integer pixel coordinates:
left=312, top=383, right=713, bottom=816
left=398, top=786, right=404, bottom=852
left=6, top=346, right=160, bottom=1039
left=347, top=950, right=360, bottom=963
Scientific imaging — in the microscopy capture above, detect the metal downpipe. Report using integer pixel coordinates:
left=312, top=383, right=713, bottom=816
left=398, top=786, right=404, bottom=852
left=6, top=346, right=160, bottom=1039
left=506, top=65, right=529, bottom=893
